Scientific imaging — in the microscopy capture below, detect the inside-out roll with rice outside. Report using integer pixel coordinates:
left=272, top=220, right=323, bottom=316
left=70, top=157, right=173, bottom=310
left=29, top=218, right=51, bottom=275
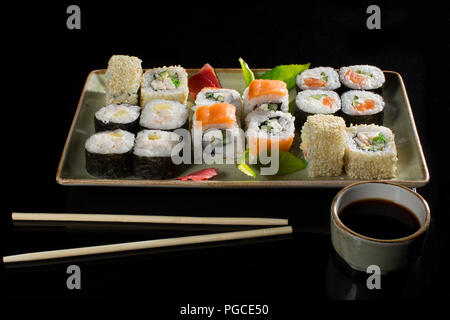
left=192, top=103, right=244, bottom=162
left=339, top=65, right=385, bottom=90
left=94, top=104, right=141, bottom=133
left=341, top=90, right=385, bottom=126
left=133, top=130, right=183, bottom=179
left=139, top=99, right=189, bottom=131
left=195, top=87, right=243, bottom=121
left=140, top=66, right=189, bottom=106
left=300, top=114, right=346, bottom=178
left=296, top=67, right=341, bottom=90
left=295, top=90, right=341, bottom=129
left=242, top=79, right=289, bottom=116
left=245, top=110, right=295, bottom=156
left=85, top=129, right=135, bottom=178
left=344, top=124, right=397, bottom=179
left=104, top=55, right=143, bottom=105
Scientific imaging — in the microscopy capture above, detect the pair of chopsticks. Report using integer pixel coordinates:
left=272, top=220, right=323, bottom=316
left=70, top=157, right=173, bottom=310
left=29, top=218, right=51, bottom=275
left=3, top=212, right=292, bottom=264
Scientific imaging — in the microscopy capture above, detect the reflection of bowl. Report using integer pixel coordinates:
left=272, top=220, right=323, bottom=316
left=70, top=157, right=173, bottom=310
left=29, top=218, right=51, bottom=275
left=331, top=181, right=430, bottom=274
left=325, top=247, right=425, bottom=300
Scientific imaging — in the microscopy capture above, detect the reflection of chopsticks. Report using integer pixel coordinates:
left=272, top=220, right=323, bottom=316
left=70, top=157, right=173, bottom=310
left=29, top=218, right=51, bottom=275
left=3, top=212, right=292, bottom=264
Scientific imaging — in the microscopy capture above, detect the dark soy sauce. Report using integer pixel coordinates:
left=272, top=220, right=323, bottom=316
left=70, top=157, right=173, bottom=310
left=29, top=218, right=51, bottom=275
left=339, top=199, right=421, bottom=240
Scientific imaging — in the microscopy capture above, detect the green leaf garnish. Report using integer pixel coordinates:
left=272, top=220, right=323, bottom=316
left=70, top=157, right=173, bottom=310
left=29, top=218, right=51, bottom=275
left=237, top=149, right=257, bottom=178
left=259, top=63, right=310, bottom=89
left=237, top=163, right=257, bottom=178
left=258, top=150, right=308, bottom=175
left=239, top=57, right=255, bottom=86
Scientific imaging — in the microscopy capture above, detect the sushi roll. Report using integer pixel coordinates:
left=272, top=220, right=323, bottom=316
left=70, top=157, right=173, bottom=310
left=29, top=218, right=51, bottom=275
left=85, top=129, right=135, bottom=178
left=245, top=110, right=295, bottom=155
left=94, top=104, right=141, bottom=133
left=105, top=55, right=143, bottom=105
left=296, top=67, right=341, bottom=90
left=140, top=66, right=189, bottom=107
left=339, top=65, right=385, bottom=91
left=300, top=114, right=346, bottom=178
left=192, top=103, right=244, bottom=161
left=140, top=99, right=189, bottom=131
left=195, top=87, right=243, bottom=120
left=341, top=90, right=385, bottom=126
left=242, top=79, right=289, bottom=116
left=344, top=124, right=397, bottom=179
left=294, top=90, right=341, bottom=129
left=133, top=130, right=183, bottom=179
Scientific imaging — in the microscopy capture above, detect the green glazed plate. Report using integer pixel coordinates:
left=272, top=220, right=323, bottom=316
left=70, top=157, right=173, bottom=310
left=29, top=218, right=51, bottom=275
left=56, top=69, right=429, bottom=188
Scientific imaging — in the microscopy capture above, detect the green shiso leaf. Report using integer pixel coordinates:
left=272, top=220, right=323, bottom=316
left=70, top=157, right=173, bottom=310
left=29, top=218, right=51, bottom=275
left=255, top=150, right=308, bottom=175
left=237, top=149, right=257, bottom=179
left=237, top=163, right=257, bottom=179
left=239, top=57, right=255, bottom=86
left=259, top=63, right=310, bottom=89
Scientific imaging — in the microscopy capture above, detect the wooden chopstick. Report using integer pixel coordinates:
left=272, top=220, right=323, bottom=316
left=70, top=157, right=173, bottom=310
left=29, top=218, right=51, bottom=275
left=2, top=226, right=293, bottom=263
left=11, top=212, right=288, bottom=226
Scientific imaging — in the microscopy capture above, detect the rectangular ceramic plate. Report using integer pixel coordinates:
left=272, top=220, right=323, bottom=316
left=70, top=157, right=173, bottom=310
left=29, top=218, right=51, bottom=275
left=56, top=69, right=429, bottom=188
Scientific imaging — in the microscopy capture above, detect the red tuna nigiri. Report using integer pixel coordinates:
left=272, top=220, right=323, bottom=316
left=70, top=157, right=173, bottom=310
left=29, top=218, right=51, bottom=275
left=188, top=64, right=221, bottom=100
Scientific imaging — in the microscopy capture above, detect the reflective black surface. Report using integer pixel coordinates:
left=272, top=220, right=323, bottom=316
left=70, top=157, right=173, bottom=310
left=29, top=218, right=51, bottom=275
left=1, top=0, right=448, bottom=311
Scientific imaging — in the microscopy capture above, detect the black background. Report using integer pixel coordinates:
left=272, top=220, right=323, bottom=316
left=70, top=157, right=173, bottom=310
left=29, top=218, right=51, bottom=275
left=1, top=0, right=449, bottom=313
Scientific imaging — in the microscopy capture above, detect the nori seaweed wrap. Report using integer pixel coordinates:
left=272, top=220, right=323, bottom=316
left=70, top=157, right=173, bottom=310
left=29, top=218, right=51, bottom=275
left=94, top=104, right=141, bottom=133
left=84, top=129, right=135, bottom=178
left=132, top=130, right=183, bottom=179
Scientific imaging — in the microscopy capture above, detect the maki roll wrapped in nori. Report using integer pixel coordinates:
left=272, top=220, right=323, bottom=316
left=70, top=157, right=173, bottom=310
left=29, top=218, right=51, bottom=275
left=294, top=90, right=341, bottom=129
left=94, top=104, right=141, bottom=133
left=341, top=90, right=385, bottom=126
left=339, top=65, right=385, bottom=92
left=296, top=67, right=341, bottom=91
left=139, top=99, right=189, bottom=131
left=85, top=129, right=135, bottom=178
left=133, top=130, right=183, bottom=179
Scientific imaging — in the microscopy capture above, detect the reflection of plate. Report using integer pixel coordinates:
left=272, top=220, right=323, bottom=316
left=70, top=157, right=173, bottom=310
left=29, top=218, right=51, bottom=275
left=56, top=69, right=429, bottom=188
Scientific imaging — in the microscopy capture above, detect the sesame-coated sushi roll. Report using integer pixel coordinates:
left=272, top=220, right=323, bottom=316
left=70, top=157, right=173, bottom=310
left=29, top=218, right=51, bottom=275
left=133, top=130, right=182, bottom=179
left=300, top=114, right=346, bottom=178
left=139, top=99, right=189, bottom=131
left=339, top=65, right=385, bottom=91
left=242, top=79, right=289, bottom=116
left=296, top=67, right=341, bottom=90
left=246, top=110, right=295, bottom=156
left=195, top=87, right=243, bottom=120
left=94, top=104, right=141, bottom=133
left=85, top=129, right=135, bottom=178
left=140, top=66, right=188, bottom=106
left=341, top=90, right=385, bottom=126
left=295, top=90, right=341, bottom=129
left=192, top=103, right=244, bottom=161
left=344, top=124, right=397, bottom=179
left=105, top=55, right=143, bottom=105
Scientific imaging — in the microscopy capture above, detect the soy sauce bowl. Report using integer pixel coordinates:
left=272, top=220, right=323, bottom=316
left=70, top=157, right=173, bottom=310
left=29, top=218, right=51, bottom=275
left=330, top=181, right=430, bottom=274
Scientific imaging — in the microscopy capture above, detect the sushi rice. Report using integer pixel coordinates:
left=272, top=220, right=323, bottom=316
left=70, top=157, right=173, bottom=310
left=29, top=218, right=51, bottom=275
left=140, top=99, right=189, bottom=131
